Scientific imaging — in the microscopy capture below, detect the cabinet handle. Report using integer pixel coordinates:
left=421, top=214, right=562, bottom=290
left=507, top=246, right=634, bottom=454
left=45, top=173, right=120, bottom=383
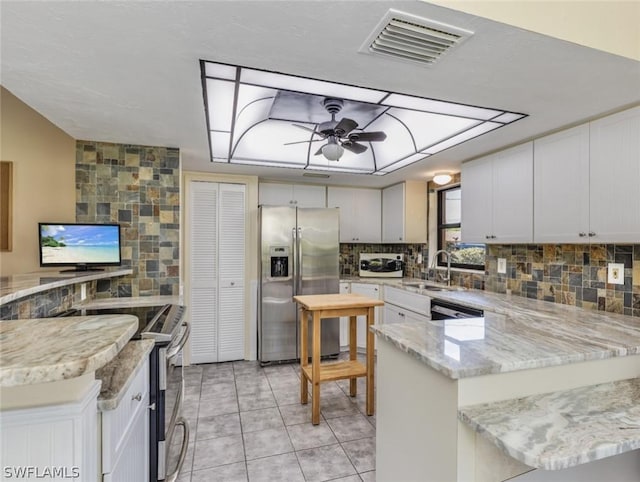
left=485, top=235, right=491, bottom=240
left=578, top=232, right=587, bottom=237
left=588, top=232, right=596, bottom=237
left=230, top=281, right=235, bottom=286
left=132, top=392, right=142, bottom=402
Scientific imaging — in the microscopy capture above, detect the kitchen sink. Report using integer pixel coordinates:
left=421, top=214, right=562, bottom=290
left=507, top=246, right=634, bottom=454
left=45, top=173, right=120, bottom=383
left=401, top=281, right=466, bottom=292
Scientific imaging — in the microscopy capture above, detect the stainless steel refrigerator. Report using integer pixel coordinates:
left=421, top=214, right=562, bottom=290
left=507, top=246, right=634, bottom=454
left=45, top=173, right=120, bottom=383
left=258, top=205, right=340, bottom=364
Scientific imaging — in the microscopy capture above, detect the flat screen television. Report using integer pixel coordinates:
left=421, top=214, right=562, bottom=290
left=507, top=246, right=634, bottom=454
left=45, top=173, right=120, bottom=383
left=39, top=222, right=122, bottom=272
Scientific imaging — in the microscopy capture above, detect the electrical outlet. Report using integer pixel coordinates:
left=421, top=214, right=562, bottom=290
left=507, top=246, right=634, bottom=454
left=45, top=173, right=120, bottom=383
left=497, top=258, right=507, bottom=274
left=607, top=263, right=625, bottom=285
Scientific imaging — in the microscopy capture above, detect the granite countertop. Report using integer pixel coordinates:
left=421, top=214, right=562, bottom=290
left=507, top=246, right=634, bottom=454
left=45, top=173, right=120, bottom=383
left=96, top=339, right=155, bottom=411
left=458, top=378, right=640, bottom=470
left=0, top=268, right=133, bottom=305
left=362, top=277, right=640, bottom=379
left=0, top=314, right=138, bottom=387
left=77, top=294, right=182, bottom=310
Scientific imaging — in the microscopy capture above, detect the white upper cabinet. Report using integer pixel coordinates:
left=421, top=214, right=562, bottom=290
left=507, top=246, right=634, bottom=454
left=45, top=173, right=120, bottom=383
left=588, top=106, right=640, bottom=243
left=328, top=186, right=381, bottom=243
left=258, top=182, right=326, bottom=208
left=462, top=142, right=533, bottom=243
left=534, top=124, right=590, bottom=243
left=382, top=181, right=427, bottom=243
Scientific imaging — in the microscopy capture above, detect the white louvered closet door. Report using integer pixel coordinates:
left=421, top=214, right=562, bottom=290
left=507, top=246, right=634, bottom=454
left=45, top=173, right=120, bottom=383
left=189, top=181, right=245, bottom=364
left=189, top=181, right=219, bottom=364
left=218, top=183, right=245, bottom=361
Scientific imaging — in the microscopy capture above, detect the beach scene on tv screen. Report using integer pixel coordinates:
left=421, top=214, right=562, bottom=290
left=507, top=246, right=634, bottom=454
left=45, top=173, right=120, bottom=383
left=40, top=225, right=120, bottom=264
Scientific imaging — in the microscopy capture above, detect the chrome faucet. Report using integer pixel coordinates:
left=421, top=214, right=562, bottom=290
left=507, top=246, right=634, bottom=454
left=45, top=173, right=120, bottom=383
left=430, top=249, right=452, bottom=286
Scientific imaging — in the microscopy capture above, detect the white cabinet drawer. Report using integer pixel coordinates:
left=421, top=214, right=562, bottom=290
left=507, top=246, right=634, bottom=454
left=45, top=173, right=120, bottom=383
left=383, top=286, right=430, bottom=317
left=383, top=304, right=430, bottom=324
left=101, top=357, right=149, bottom=474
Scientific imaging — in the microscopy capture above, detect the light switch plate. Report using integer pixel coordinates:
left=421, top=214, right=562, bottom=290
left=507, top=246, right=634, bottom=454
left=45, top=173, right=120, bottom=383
left=607, top=263, right=625, bottom=285
left=497, top=258, right=507, bottom=274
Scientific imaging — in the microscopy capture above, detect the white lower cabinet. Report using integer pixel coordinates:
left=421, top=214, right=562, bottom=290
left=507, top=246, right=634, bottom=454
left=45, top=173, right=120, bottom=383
left=0, top=380, right=101, bottom=482
left=339, top=282, right=381, bottom=350
left=383, top=286, right=430, bottom=324
left=101, top=357, right=150, bottom=482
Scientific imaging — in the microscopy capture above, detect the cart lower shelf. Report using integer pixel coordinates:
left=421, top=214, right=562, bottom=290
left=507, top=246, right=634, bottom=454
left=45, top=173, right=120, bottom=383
left=301, top=360, right=367, bottom=383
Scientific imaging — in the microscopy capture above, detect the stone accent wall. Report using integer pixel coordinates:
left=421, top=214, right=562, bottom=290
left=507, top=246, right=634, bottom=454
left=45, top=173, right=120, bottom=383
left=75, top=141, right=180, bottom=298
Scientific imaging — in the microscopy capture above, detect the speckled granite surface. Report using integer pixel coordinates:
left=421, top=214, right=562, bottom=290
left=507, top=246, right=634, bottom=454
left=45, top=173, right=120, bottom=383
left=0, top=268, right=133, bottom=305
left=0, top=314, right=138, bottom=387
left=96, top=339, right=154, bottom=411
left=365, top=278, right=640, bottom=379
left=78, top=295, right=182, bottom=310
left=458, top=378, right=640, bottom=470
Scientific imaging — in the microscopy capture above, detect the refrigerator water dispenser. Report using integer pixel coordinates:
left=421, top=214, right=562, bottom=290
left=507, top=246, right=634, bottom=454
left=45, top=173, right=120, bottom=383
left=270, top=246, right=289, bottom=278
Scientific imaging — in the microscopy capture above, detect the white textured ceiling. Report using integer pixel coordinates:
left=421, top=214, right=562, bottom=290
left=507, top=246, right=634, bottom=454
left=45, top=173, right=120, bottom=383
left=1, top=1, right=639, bottom=188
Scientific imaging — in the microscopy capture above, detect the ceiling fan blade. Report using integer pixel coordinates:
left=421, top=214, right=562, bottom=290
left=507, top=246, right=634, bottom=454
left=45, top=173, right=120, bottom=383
left=292, top=124, right=323, bottom=135
left=341, top=141, right=368, bottom=154
left=314, top=145, right=325, bottom=156
left=348, top=131, right=387, bottom=142
left=333, top=118, right=358, bottom=137
left=283, top=139, right=325, bottom=146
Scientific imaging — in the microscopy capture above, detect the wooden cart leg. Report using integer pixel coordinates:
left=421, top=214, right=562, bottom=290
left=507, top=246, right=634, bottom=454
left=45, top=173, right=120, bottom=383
left=366, top=306, right=375, bottom=416
left=300, top=308, right=308, bottom=405
left=349, top=314, right=357, bottom=397
left=311, top=311, right=321, bottom=425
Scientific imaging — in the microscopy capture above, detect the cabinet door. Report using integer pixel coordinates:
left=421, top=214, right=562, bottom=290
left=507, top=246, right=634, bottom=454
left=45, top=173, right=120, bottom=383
left=327, top=187, right=355, bottom=242
left=461, top=154, right=493, bottom=243
left=534, top=125, right=590, bottom=243
left=104, top=406, right=149, bottom=482
left=354, top=188, right=382, bottom=243
left=382, top=183, right=405, bottom=242
left=258, top=182, right=293, bottom=206
left=328, top=187, right=381, bottom=243
left=189, top=181, right=219, bottom=364
left=589, top=107, right=640, bottom=242
left=338, top=282, right=350, bottom=347
left=218, top=184, right=246, bottom=362
left=293, top=184, right=326, bottom=208
left=383, top=304, right=406, bottom=324
left=491, top=142, right=533, bottom=243
left=351, top=283, right=380, bottom=350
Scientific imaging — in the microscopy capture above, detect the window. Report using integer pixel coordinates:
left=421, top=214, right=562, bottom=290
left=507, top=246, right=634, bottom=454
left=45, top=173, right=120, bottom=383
left=437, top=186, right=485, bottom=270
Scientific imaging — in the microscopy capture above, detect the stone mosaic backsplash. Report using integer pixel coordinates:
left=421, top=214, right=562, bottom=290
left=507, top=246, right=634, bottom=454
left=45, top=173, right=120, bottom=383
left=342, top=242, right=639, bottom=318
left=483, top=244, right=640, bottom=318
left=75, top=141, right=180, bottom=298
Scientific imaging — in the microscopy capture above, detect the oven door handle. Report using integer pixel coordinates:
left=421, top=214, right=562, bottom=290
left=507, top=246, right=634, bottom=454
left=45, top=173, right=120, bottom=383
left=164, top=417, right=190, bottom=482
left=166, top=321, right=190, bottom=360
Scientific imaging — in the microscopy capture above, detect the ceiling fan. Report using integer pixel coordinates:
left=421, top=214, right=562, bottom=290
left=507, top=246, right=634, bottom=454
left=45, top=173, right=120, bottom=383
left=285, top=98, right=387, bottom=161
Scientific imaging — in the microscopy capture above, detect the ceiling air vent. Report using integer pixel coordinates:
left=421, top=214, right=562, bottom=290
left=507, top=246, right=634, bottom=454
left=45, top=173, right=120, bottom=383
left=360, top=9, right=473, bottom=66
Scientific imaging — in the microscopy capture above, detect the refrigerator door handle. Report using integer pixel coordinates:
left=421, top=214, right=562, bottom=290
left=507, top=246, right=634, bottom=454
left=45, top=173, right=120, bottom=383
left=296, top=227, right=302, bottom=295
left=292, top=227, right=298, bottom=295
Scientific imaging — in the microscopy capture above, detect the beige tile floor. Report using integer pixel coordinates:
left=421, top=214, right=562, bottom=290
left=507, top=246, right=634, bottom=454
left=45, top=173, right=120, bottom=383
left=170, top=354, right=376, bottom=482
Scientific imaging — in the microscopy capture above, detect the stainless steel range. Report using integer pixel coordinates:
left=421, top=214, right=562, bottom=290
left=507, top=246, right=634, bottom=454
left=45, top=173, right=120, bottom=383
left=139, top=304, right=190, bottom=482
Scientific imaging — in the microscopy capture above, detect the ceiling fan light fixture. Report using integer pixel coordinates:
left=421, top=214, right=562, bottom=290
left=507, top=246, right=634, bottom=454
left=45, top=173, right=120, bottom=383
left=433, top=172, right=453, bottom=185
left=322, top=142, right=344, bottom=161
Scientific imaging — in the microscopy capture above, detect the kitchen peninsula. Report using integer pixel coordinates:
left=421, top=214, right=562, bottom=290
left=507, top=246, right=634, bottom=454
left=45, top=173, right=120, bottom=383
left=371, top=286, right=640, bottom=482
left=0, top=269, right=152, bottom=480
